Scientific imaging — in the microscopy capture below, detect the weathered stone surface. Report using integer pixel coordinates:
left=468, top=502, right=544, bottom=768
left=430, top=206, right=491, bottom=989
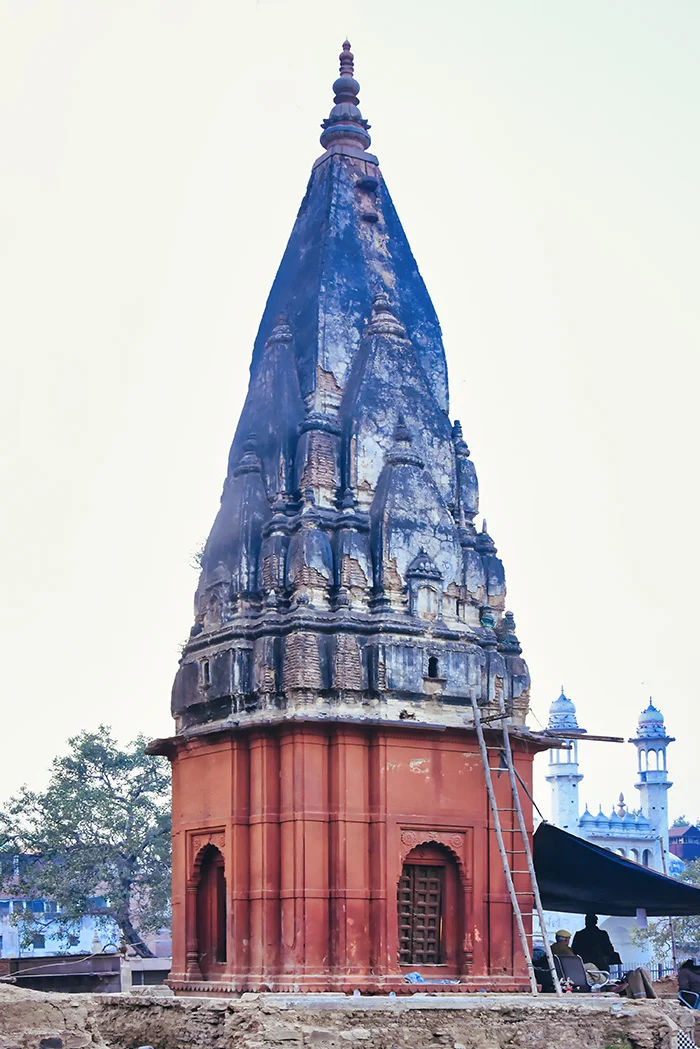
left=1, top=986, right=696, bottom=1049
left=164, top=38, right=536, bottom=735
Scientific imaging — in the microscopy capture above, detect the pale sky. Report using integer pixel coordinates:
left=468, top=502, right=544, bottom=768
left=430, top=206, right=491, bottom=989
left=1, top=1, right=698, bottom=823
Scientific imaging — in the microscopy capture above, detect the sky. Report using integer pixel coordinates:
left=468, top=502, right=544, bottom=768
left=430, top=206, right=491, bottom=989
left=1, top=1, right=698, bottom=823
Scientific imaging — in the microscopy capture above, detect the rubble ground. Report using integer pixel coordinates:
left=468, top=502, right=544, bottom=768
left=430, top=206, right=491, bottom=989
left=0, top=984, right=696, bottom=1049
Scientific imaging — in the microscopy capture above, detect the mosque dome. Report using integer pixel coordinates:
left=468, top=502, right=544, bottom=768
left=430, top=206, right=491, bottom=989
left=579, top=806, right=595, bottom=828
left=547, top=687, right=583, bottom=732
left=635, top=811, right=650, bottom=829
left=594, top=807, right=610, bottom=830
left=635, top=700, right=667, bottom=739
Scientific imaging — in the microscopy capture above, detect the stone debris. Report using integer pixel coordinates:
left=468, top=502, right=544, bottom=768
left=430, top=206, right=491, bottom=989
left=0, top=985, right=697, bottom=1049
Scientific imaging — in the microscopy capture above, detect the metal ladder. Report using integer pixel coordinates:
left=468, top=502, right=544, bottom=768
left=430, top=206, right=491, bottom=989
left=470, top=694, right=562, bottom=996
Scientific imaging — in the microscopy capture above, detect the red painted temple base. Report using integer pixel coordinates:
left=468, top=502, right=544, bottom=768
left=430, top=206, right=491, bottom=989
left=160, top=723, right=542, bottom=995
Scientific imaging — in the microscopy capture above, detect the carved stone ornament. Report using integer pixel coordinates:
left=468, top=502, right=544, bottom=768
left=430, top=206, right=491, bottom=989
left=189, top=829, right=226, bottom=877
left=401, top=828, right=465, bottom=851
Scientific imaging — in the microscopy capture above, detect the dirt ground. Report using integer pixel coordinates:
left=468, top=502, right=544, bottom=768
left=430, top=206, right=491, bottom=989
left=0, top=983, right=697, bottom=1049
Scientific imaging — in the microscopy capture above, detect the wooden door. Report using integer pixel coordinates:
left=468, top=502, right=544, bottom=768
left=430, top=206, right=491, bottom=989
left=398, top=863, right=444, bottom=965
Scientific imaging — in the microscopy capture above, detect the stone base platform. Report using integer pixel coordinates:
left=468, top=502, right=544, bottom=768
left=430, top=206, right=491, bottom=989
left=0, top=984, right=697, bottom=1049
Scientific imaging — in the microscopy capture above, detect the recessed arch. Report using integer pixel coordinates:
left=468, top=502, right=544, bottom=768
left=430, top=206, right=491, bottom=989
left=196, top=844, right=227, bottom=978
left=397, top=841, right=463, bottom=971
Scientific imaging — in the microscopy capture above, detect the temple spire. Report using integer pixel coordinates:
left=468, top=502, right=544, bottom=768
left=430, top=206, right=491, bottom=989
left=320, top=39, right=371, bottom=153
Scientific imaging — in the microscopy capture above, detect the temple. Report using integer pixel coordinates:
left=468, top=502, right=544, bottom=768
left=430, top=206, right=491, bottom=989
left=152, top=42, right=550, bottom=994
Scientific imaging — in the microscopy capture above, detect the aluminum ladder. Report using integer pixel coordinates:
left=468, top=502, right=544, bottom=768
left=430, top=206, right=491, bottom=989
left=470, top=694, right=562, bottom=996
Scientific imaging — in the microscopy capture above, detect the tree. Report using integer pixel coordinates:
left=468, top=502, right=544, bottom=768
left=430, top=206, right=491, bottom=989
left=632, top=860, right=700, bottom=963
left=0, top=728, right=171, bottom=958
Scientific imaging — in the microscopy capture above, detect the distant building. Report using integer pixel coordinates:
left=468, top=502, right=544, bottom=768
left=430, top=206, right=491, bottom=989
left=543, top=691, right=682, bottom=966
left=669, top=825, right=700, bottom=863
left=0, top=894, right=116, bottom=959
left=546, top=692, right=676, bottom=872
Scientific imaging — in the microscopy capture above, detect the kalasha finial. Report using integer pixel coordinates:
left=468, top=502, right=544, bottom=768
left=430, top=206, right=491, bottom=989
left=339, top=40, right=354, bottom=79
left=320, top=39, right=371, bottom=152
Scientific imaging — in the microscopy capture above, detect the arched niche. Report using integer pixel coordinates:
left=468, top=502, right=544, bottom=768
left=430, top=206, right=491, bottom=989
left=195, top=843, right=227, bottom=979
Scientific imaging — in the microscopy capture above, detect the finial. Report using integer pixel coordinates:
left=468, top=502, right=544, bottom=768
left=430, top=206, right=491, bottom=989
left=264, top=314, right=293, bottom=350
left=386, top=413, right=424, bottom=469
left=233, top=432, right=262, bottom=477
left=452, top=420, right=470, bottom=458
left=394, top=413, right=411, bottom=443
left=320, top=40, right=371, bottom=152
left=476, top=518, right=497, bottom=555
left=366, top=291, right=406, bottom=336
left=339, top=40, right=354, bottom=81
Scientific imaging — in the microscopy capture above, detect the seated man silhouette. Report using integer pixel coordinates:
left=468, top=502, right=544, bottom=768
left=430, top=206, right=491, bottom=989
left=550, top=929, right=575, bottom=957
left=572, top=914, right=621, bottom=971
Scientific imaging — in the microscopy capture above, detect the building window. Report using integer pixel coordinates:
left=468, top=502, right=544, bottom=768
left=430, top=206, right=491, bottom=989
left=642, top=849, right=652, bottom=867
left=31, top=934, right=45, bottom=949
left=201, top=659, right=211, bottom=688
left=0, top=901, right=10, bottom=915
left=28, top=899, right=45, bottom=913
left=427, top=656, right=439, bottom=679
left=398, top=863, right=444, bottom=965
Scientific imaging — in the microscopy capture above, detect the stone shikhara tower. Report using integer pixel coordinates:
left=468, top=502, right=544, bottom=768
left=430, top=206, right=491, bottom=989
left=155, top=42, right=547, bottom=995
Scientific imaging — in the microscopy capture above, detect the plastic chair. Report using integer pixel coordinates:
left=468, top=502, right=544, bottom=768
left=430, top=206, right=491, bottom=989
left=679, top=989, right=700, bottom=1009
left=554, top=954, right=610, bottom=992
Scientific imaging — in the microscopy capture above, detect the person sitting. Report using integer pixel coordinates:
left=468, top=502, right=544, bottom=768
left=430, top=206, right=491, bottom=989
left=550, top=929, right=575, bottom=957
left=572, top=914, right=621, bottom=971
left=678, top=959, right=700, bottom=1008
left=532, top=946, right=555, bottom=993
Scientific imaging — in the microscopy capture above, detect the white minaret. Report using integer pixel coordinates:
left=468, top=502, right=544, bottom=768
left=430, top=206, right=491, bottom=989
left=631, top=700, right=674, bottom=870
left=545, top=687, right=586, bottom=832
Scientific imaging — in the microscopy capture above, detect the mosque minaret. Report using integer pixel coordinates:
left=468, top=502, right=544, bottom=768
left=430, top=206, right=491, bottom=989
left=546, top=691, right=674, bottom=872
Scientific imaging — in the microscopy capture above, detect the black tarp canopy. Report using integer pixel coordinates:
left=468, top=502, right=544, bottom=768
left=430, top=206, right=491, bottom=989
left=533, top=822, right=700, bottom=916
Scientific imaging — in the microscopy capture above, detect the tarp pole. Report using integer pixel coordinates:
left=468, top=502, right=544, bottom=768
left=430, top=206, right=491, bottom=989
left=659, top=840, right=679, bottom=971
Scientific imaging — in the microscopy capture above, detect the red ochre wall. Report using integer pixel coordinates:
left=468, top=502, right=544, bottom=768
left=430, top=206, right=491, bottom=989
left=167, top=724, right=536, bottom=994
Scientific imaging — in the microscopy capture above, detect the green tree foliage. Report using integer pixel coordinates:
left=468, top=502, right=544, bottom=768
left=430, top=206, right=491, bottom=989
left=0, top=728, right=171, bottom=958
left=632, top=860, right=700, bottom=962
